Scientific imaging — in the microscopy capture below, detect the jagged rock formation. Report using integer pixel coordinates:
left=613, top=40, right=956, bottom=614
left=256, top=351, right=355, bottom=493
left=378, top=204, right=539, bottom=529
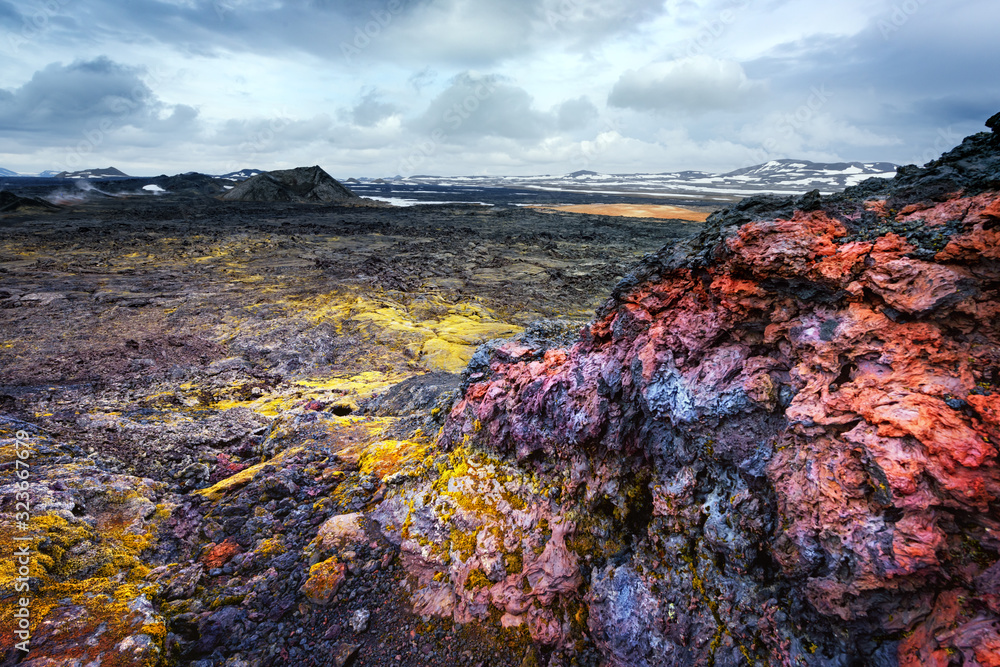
left=429, top=114, right=1000, bottom=664
left=221, top=166, right=358, bottom=203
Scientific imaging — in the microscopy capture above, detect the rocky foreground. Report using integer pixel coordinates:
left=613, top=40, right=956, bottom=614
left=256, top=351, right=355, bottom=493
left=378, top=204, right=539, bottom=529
left=0, top=197, right=694, bottom=666
left=2, top=115, right=1000, bottom=667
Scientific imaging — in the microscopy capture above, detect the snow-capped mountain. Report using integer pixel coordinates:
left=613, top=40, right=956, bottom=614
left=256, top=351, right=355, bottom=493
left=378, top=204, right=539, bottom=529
left=217, top=169, right=266, bottom=181
left=394, top=159, right=899, bottom=199
left=0, top=167, right=18, bottom=177
left=55, top=167, right=130, bottom=179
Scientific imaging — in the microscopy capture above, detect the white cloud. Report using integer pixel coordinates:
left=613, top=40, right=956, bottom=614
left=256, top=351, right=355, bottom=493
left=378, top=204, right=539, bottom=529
left=609, top=56, right=765, bottom=112
left=408, top=73, right=556, bottom=142
left=0, top=0, right=998, bottom=175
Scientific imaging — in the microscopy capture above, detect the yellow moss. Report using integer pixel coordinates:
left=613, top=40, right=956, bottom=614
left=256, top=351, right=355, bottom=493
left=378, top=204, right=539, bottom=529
left=451, top=528, right=479, bottom=561
left=308, top=292, right=522, bottom=372
left=0, top=499, right=166, bottom=667
left=464, top=568, right=491, bottom=591
left=191, top=364, right=407, bottom=416
left=400, top=502, right=415, bottom=540
left=504, top=549, right=524, bottom=575
left=430, top=445, right=530, bottom=521
left=256, top=537, right=286, bottom=557
left=209, top=594, right=247, bottom=609
left=195, top=446, right=304, bottom=501
left=419, top=337, right=476, bottom=373
left=359, top=438, right=430, bottom=481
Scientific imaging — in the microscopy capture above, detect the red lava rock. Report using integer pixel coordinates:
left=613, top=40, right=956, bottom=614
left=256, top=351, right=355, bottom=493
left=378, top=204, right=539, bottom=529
left=200, top=537, right=242, bottom=569
left=440, top=117, right=1000, bottom=664
left=211, top=452, right=250, bottom=482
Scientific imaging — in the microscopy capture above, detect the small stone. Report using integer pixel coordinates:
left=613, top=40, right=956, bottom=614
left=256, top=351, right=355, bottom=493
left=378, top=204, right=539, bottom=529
left=300, top=558, right=347, bottom=605
left=323, top=622, right=342, bottom=640
left=314, top=513, right=366, bottom=553
left=331, top=643, right=361, bottom=667
left=201, top=538, right=242, bottom=569
left=350, top=608, right=370, bottom=633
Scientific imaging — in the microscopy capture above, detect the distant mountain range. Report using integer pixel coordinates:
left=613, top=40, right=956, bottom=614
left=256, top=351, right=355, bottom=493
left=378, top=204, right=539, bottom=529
left=0, top=166, right=263, bottom=179
left=379, top=159, right=900, bottom=199
left=0, top=167, right=131, bottom=178
left=2, top=160, right=900, bottom=199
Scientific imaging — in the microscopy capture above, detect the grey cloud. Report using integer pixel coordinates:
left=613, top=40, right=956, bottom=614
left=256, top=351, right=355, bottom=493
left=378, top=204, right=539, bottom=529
left=557, top=96, right=598, bottom=131
left=0, top=57, right=198, bottom=140
left=0, top=1, right=21, bottom=26
left=408, top=67, right=438, bottom=93
left=539, top=0, right=666, bottom=48
left=211, top=114, right=333, bottom=147
left=19, top=0, right=667, bottom=66
left=408, top=73, right=555, bottom=141
left=345, top=89, right=400, bottom=127
left=208, top=113, right=335, bottom=171
left=154, top=104, right=200, bottom=133
left=739, top=2, right=1000, bottom=163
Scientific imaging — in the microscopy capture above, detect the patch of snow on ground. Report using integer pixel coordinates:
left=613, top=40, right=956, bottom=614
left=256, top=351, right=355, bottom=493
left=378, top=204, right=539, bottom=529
left=365, top=196, right=494, bottom=207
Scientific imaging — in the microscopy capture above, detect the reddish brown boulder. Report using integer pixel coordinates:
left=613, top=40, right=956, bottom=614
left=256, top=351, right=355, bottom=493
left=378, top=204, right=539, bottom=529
left=441, top=115, right=1000, bottom=665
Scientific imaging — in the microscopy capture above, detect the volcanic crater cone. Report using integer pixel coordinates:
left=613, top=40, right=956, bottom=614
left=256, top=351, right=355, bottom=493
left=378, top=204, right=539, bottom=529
left=221, top=165, right=359, bottom=203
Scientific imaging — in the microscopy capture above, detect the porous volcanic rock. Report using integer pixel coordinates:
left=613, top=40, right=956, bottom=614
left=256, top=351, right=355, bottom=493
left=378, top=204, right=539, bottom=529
left=221, top=166, right=358, bottom=203
left=438, top=115, right=1000, bottom=664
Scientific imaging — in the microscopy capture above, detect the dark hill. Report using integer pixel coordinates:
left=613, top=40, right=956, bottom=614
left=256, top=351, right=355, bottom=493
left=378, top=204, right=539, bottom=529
left=55, top=167, right=129, bottom=178
left=0, top=190, right=61, bottom=213
left=220, top=166, right=358, bottom=203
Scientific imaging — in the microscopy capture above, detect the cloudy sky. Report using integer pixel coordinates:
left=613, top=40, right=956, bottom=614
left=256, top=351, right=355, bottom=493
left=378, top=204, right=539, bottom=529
left=0, top=0, right=997, bottom=177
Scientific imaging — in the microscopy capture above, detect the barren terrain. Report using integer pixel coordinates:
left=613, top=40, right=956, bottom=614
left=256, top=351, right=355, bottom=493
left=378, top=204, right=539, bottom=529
left=0, top=196, right=698, bottom=666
